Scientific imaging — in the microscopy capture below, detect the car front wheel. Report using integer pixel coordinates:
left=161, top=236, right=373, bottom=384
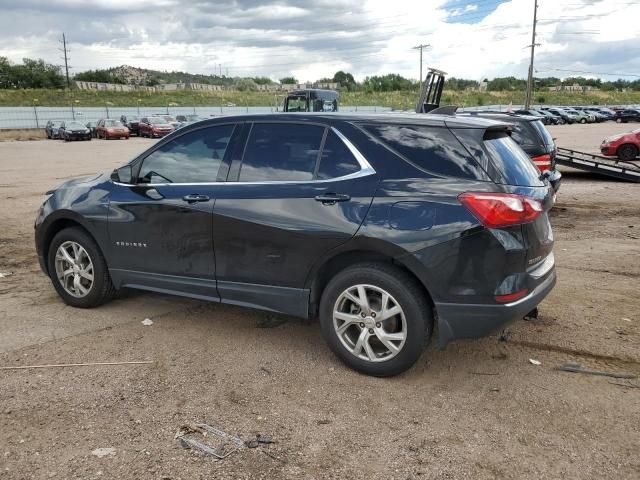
left=618, top=144, right=639, bottom=161
left=47, top=227, right=115, bottom=308
left=319, top=263, right=432, bottom=377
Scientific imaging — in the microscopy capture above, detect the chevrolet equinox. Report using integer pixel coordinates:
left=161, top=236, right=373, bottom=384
left=35, top=114, right=556, bottom=376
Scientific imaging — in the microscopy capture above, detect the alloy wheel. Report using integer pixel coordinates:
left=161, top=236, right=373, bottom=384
left=54, top=241, right=94, bottom=298
left=332, top=284, right=407, bottom=363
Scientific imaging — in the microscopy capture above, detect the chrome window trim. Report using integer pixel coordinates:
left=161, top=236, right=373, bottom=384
left=119, top=126, right=376, bottom=187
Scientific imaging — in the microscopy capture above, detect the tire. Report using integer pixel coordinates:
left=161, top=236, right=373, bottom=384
left=47, top=227, right=115, bottom=308
left=580, top=118, right=587, bottom=124
left=617, top=144, right=639, bottom=162
left=318, top=263, right=432, bottom=377
left=616, top=117, right=622, bottom=123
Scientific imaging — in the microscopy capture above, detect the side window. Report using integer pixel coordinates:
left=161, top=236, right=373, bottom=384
left=317, top=130, right=361, bottom=179
left=239, top=123, right=324, bottom=181
left=138, top=124, right=235, bottom=184
left=363, top=124, right=484, bottom=180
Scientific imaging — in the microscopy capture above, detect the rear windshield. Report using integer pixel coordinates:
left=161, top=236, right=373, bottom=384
left=362, top=124, right=485, bottom=180
left=530, top=120, right=554, bottom=147
left=483, top=132, right=544, bottom=187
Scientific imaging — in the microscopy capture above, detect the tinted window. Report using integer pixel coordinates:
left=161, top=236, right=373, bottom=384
left=509, top=122, right=538, bottom=147
left=138, top=125, right=235, bottom=184
left=239, top=123, right=324, bottom=181
left=364, top=124, right=483, bottom=179
left=483, top=133, right=544, bottom=187
left=317, top=131, right=360, bottom=179
left=530, top=120, right=554, bottom=147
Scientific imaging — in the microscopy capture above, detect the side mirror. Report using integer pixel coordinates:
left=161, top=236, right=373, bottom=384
left=111, top=165, right=133, bottom=184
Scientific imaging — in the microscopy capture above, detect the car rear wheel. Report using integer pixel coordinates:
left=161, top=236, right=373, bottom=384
left=47, top=227, right=115, bottom=308
left=617, top=144, right=639, bottom=161
left=616, top=117, right=623, bottom=123
left=580, top=118, right=587, bottom=124
left=319, top=263, right=432, bottom=377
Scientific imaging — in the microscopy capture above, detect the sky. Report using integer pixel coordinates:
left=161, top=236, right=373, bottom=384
left=0, top=0, right=639, bottom=83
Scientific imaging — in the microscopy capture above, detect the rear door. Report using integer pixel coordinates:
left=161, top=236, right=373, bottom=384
left=211, top=121, right=378, bottom=317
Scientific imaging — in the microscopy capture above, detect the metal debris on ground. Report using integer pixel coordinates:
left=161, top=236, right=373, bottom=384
left=245, top=440, right=259, bottom=448
left=141, top=318, right=153, bottom=326
left=0, top=272, right=13, bottom=278
left=175, top=423, right=244, bottom=459
left=256, top=434, right=273, bottom=444
left=556, top=362, right=637, bottom=379
left=529, top=359, right=542, bottom=366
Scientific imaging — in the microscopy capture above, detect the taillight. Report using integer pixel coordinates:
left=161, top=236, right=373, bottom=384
left=495, top=289, right=528, bottom=303
left=531, top=154, right=551, bottom=172
left=458, top=192, right=543, bottom=228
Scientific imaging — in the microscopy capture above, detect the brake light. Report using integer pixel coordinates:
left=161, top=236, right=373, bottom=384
left=531, top=154, right=551, bottom=172
left=495, top=289, right=528, bottom=303
left=458, top=192, right=543, bottom=228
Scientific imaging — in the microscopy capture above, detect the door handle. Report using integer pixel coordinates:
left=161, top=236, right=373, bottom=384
left=182, top=194, right=210, bottom=203
left=314, top=193, right=351, bottom=205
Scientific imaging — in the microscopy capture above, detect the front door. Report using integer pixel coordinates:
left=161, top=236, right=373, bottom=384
left=107, top=123, right=238, bottom=298
left=212, top=122, right=378, bottom=317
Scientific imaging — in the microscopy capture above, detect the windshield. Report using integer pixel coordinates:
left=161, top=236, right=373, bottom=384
left=104, top=120, right=123, bottom=127
left=150, top=118, right=169, bottom=125
left=67, top=122, right=86, bottom=129
left=286, top=96, right=307, bottom=112
left=185, top=115, right=200, bottom=121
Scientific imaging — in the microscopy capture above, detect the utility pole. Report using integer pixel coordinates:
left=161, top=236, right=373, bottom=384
left=413, top=44, right=430, bottom=92
left=525, top=0, right=538, bottom=108
left=61, top=33, right=71, bottom=89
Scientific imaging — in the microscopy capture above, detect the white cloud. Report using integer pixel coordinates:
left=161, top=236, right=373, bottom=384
left=0, top=0, right=638, bottom=82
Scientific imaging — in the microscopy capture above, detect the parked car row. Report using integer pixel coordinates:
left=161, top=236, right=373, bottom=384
left=515, top=106, right=640, bottom=125
left=45, top=114, right=204, bottom=142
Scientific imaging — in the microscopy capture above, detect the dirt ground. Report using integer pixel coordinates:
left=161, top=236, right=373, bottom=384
left=1, top=123, right=639, bottom=480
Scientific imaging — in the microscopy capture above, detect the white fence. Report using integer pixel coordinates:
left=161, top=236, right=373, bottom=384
left=0, top=105, right=392, bottom=129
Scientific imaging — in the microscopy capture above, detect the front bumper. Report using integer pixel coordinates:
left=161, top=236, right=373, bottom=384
left=66, top=132, right=92, bottom=140
left=600, top=145, right=615, bottom=156
left=434, top=264, right=556, bottom=347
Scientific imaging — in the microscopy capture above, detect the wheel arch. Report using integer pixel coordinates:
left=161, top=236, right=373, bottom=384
left=39, top=213, right=100, bottom=276
left=306, top=246, right=435, bottom=320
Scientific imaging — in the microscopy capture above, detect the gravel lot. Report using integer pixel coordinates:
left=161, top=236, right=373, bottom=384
left=1, top=123, right=639, bottom=479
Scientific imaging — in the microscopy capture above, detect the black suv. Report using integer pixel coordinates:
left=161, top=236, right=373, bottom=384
left=35, top=114, right=556, bottom=376
left=614, top=109, right=640, bottom=123
left=120, top=115, right=140, bottom=136
left=457, top=112, right=561, bottom=193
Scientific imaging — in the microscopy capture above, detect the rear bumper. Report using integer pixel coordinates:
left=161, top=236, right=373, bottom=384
left=434, top=265, right=556, bottom=347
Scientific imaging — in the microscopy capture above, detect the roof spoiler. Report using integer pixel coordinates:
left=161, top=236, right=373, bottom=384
left=426, top=105, right=459, bottom=116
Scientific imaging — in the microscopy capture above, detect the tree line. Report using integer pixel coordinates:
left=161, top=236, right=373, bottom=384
left=2, top=57, right=640, bottom=92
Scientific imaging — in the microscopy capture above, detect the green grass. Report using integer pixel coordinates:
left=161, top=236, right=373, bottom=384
left=1, top=88, right=639, bottom=108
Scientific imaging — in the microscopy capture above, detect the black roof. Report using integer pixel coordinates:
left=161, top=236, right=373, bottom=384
left=181, top=112, right=510, bottom=130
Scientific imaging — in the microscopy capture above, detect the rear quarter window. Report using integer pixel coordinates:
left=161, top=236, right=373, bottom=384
left=483, top=132, right=544, bottom=187
left=362, top=124, right=485, bottom=180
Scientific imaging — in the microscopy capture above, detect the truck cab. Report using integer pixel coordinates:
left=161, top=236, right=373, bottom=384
left=283, top=89, right=338, bottom=112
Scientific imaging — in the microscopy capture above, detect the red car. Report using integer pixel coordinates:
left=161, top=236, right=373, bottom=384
left=600, top=128, right=640, bottom=161
left=96, top=119, right=130, bottom=140
left=139, top=116, right=175, bottom=138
